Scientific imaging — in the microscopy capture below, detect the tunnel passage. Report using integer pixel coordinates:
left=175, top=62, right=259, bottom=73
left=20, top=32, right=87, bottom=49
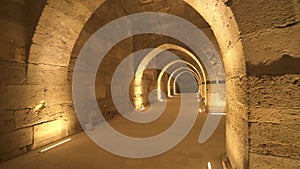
left=0, top=0, right=299, bottom=168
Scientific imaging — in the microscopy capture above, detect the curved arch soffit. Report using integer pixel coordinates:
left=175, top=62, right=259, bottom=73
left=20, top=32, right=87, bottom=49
left=173, top=71, right=198, bottom=95
left=167, top=67, right=201, bottom=97
left=157, top=60, right=206, bottom=102
left=135, top=44, right=207, bottom=97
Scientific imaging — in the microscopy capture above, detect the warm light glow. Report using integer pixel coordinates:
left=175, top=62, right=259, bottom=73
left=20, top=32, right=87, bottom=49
left=199, top=108, right=202, bottom=113
left=139, top=105, right=146, bottom=111
left=134, top=76, right=144, bottom=109
left=40, top=138, right=72, bottom=153
left=207, top=162, right=212, bottom=169
left=210, top=112, right=226, bottom=116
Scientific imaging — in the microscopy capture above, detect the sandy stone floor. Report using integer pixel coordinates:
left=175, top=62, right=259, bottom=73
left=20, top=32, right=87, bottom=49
left=0, top=95, right=225, bottom=169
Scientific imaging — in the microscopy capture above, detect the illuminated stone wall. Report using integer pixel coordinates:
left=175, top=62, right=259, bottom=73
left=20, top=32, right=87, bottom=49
left=0, top=0, right=299, bottom=168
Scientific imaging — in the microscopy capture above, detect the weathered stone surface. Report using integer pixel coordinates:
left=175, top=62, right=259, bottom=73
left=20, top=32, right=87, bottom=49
left=0, top=40, right=26, bottom=63
left=32, top=120, right=68, bottom=149
left=6, top=85, right=46, bottom=109
left=45, top=85, right=72, bottom=105
left=243, top=24, right=300, bottom=68
left=249, top=108, right=300, bottom=124
left=223, top=40, right=247, bottom=79
left=0, top=111, right=14, bottom=134
left=32, top=6, right=83, bottom=51
left=27, top=64, right=69, bottom=85
left=248, top=75, right=300, bottom=108
left=249, top=153, right=300, bottom=169
left=231, top=0, right=298, bottom=34
left=0, top=61, right=26, bottom=84
left=249, top=122, right=300, bottom=158
left=29, top=44, right=71, bottom=67
left=47, top=0, right=93, bottom=24
left=0, top=127, right=33, bottom=155
left=15, top=102, right=75, bottom=129
left=226, top=76, right=249, bottom=169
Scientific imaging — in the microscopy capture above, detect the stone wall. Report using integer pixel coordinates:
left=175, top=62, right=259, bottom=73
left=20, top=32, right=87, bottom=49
left=1, top=0, right=299, bottom=168
left=0, top=0, right=47, bottom=162
left=230, top=0, right=300, bottom=168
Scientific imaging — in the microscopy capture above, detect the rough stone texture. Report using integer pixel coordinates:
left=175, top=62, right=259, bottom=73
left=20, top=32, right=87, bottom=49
left=6, top=85, right=46, bottom=110
left=0, top=0, right=299, bottom=168
left=0, top=111, right=14, bottom=134
left=226, top=76, right=249, bottom=169
left=29, top=44, right=72, bottom=67
left=249, top=153, right=300, bottom=169
left=230, top=0, right=298, bottom=35
left=243, top=24, right=300, bottom=65
left=0, top=61, right=26, bottom=84
left=27, top=64, right=69, bottom=85
left=248, top=75, right=300, bottom=167
left=0, top=127, right=33, bottom=161
left=248, top=75, right=300, bottom=108
left=32, top=120, right=68, bottom=149
left=223, top=40, right=247, bottom=78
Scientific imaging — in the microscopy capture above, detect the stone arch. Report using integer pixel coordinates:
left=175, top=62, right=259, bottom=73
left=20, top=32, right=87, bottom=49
left=171, top=70, right=200, bottom=95
left=156, top=60, right=203, bottom=101
left=136, top=43, right=207, bottom=83
left=28, top=0, right=247, bottom=168
left=167, top=67, right=201, bottom=97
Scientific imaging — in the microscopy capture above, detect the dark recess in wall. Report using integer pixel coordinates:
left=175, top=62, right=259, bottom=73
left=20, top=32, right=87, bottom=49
left=247, top=54, right=300, bottom=76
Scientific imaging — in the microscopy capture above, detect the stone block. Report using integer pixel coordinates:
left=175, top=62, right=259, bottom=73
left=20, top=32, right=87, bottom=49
left=231, top=0, right=297, bottom=34
left=249, top=108, right=300, bottom=124
left=226, top=76, right=248, bottom=120
left=249, top=153, right=300, bottom=169
left=45, top=85, right=72, bottom=105
left=0, top=40, right=26, bottom=63
left=47, top=0, right=93, bottom=24
left=223, top=40, right=247, bottom=79
left=32, top=6, right=83, bottom=51
left=32, top=120, right=68, bottom=149
left=0, top=61, right=26, bottom=84
left=27, top=63, right=69, bottom=85
left=94, top=0, right=127, bottom=23
left=226, top=120, right=249, bottom=169
left=29, top=44, right=71, bottom=67
left=243, top=24, right=300, bottom=73
left=0, top=127, right=33, bottom=154
left=249, top=122, right=300, bottom=158
left=15, top=102, right=74, bottom=129
left=0, top=110, right=14, bottom=134
left=248, top=75, right=300, bottom=108
left=6, top=85, right=46, bottom=109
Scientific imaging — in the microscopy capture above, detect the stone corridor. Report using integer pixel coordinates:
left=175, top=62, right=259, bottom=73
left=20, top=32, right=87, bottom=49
left=0, top=0, right=299, bottom=169
left=0, top=95, right=225, bottom=169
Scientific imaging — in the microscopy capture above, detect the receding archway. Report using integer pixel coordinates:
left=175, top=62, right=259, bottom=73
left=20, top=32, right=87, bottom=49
left=27, top=0, right=247, bottom=168
left=167, top=67, right=201, bottom=97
